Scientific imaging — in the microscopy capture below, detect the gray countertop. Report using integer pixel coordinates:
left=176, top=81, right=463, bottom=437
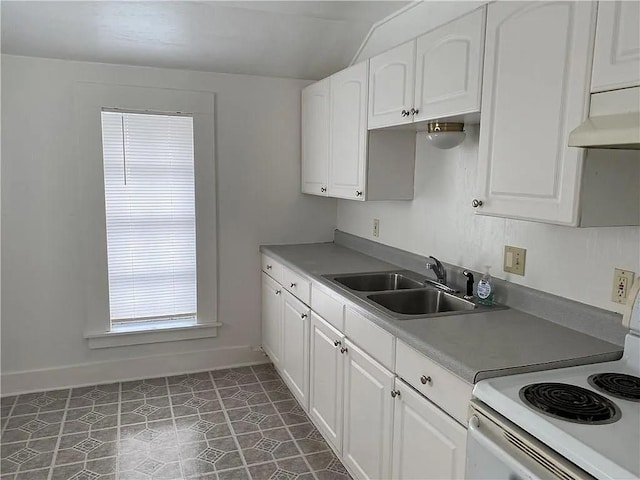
left=261, top=242, right=623, bottom=384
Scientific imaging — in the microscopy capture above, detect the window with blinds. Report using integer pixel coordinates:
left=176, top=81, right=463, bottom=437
left=100, top=110, right=197, bottom=330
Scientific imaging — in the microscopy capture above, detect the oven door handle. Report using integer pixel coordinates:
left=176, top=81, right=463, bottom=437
left=467, top=416, right=540, bottom=480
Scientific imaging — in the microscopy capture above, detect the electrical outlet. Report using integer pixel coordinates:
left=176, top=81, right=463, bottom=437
left=503, top=246, right=526, bottom=276
left=373, top=218, right=380, bottom=237
left=612, top=268, right=635, bottom=304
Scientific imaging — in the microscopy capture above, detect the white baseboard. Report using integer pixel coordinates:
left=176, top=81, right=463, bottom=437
left=1, top=346, right=269, bottom=396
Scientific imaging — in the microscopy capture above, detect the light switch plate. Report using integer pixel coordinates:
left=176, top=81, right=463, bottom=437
left=373, top=218, right=380, bottom=237
left=504, top=246, right=526, bottom=276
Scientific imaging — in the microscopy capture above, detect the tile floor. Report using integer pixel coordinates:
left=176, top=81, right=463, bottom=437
left=0, top=364, right=351, bottom=480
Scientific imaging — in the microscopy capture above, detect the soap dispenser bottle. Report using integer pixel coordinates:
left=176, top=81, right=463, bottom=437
left=476, top=266, right=494, bottom=306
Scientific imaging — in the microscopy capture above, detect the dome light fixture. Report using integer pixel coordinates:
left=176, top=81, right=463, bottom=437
left=426, top=122, right=466, bottom=149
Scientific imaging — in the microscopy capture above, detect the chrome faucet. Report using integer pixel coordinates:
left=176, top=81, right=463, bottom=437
left=426, top=256, right=447, bottom=285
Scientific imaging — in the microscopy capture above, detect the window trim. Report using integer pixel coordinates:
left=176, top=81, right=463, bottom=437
left=75, top=82, right=218, bottom=348
left=85, top=322, right=223, bottom=349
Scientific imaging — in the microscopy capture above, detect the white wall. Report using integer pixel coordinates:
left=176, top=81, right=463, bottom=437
left=1, top=55, right=336, bottom=385
left=337, top=126, right=640, bottom=314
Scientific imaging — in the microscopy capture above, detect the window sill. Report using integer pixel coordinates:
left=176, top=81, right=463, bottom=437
left=85, top=321, right=222, bottom=349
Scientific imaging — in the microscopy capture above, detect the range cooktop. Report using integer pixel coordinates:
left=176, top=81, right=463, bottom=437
left=519, top=382, right=622, bottom=424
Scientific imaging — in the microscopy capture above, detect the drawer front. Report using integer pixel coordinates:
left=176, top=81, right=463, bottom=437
left=283, top=267, right=311, bottom=305
left=344, top=308, right=395, bottom=371
left=262, top=254, right=284, bottom=284
left=311, top=285, right=345, bottom=332
left=395, top=340, right=472, bottom=425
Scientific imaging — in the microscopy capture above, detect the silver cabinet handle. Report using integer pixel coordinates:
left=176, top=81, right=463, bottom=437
left=420, top=375, right=432, bottom=385
left=401, top=109, right=410, bottom=117
left=410, top=108, right=419, bottom=115
left=471, top=199, right=484, bottom=208
left=355, top=191, right=363, bottom=197
left=290, top=283, right=296, bottom=288
left=275, top=290, right=281, bottom=295
left=301, top=313, right=308, bottom=319
left=334, top=340, right=341, bottom=347
left=266, top=265, right=272, bottom=270
left=321, top=186, right=327, bottom=193
left=340, top=346, right=348, bottom=354
left=391, top=390, right=401, bottom=398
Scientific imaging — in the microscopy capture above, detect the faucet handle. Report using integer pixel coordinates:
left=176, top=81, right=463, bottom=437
left=463, top=270, right=475, bottom=299
left=426, top=256, right=446, bottom=285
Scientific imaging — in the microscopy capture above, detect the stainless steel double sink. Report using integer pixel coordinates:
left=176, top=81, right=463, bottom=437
left=323, top=271, right=503, bottom=320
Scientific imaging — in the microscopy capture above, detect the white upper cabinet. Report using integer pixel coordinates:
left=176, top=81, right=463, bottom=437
left=368, top=41, right=416, bottom=129
left=365, top=6, right=486, bottom=130
left=591, top=1, right=640, bottom=92
left=329, top=62, right=369, bottom=200
left=476, top=1, right=597, bottom=226
left=414, top=7, right=486, bottom=123
left=303, top=62, right=416, bottom=202
left=302, top=79, right=330, bottom=196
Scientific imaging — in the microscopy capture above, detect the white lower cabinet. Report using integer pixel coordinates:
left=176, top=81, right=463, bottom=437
left=261, top=272, right=283, bottom=368
left=281, top=291, right=311, bottom=410
left=342, top=340, right=394, bottom=480
left=309, top=312, right=345, bottom=452
left=392, top=379, right=467, bottom=480
left=262, top=256, right=469, bottom=480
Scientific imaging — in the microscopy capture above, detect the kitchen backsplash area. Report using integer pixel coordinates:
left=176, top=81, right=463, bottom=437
left=337, top=125, right=640, bottom=314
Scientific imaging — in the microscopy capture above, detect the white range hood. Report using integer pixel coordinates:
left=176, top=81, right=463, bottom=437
left=569, top=86, right=640, bottom=149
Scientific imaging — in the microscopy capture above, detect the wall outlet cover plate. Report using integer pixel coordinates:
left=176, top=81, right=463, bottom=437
left=612, top=268, right=635, bottom=304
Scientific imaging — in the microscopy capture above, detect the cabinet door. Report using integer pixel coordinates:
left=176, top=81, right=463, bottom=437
left=302, top=79, right=330, bottom=196
left=414, top=7, right=485, bottom=122
left=261, top=273, right=283, bottom=367
left=329, top=62, right=368, bottom=200
left=368, top=41, right=416, bottom=129
left=476, top=2, right=596, bottom=225
left=309, top=313, right=344, bottom=453
left=343, top=340, right=394, bottom=480
left=391, top=379, right=466, bottom=480
left=281, top=291, right=310, bottom=410
left=592, top=1, right=640, bottom=92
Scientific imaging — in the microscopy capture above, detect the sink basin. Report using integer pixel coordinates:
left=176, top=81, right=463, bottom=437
left=367, top=289, right=476, bottom=316
left=333, top=273, right=424, bottom=292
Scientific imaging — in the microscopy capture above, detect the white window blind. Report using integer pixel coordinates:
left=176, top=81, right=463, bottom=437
left=100, top=110, right=197, bottom=327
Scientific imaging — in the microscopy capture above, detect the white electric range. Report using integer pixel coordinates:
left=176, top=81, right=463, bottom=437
left=466, top=280, right=640, bottom=480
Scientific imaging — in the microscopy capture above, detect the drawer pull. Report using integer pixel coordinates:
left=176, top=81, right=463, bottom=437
left=340, top=346, right=348, bottom=354
left=301, top=313, right=308, bottom=319
left=391, top=390, right=401, bottom=398
left=266, top=265, right=272, bottom=270
left=334, top=340, right=342, bottom=347
left=420, top=375, right=432, bottom=385
left=290, top=282, right=297, bottom=288
left=275, top=290, right=281, bottom=295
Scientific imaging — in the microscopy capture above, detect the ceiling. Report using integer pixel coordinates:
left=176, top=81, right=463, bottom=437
left=1, top=1, right=409, bottom=80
